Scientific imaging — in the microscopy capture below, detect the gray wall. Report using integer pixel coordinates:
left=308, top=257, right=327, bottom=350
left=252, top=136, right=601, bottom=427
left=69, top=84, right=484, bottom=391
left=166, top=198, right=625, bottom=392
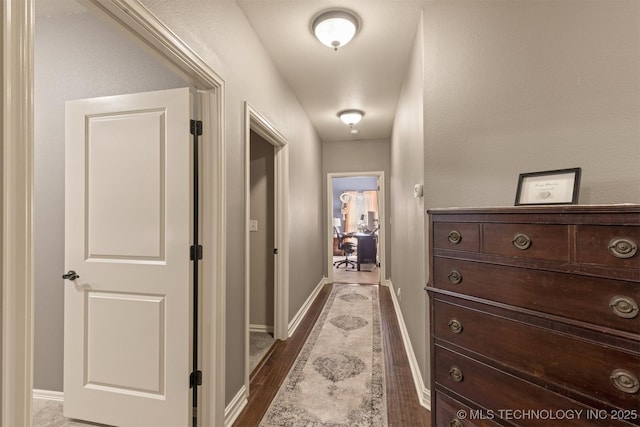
left=323, top=139, right=392, bottom=279
left=139, top=0, right=325, bottom=405
left=249, top=131, right=274, bottom=329
left=389, top=13, right=427, bottom=381
left=391, top=0, right=640, bottom=388
left=34, top=8, right=186, bottom=391
left=421, top=0, right=639, bottom=207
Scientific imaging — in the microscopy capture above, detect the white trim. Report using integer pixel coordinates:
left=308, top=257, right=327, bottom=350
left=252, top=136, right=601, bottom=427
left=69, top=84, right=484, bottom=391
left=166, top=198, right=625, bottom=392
left=223, top=385, right=247, bottom=427
left=83, top=0, right=224, bottom=88
left=33, top=389, right=64, bottom=402
left=249, top=324, right=274, bottom=334
left=198, top=87, right=227, bottom=427
left=243, top=102, right=290, bottom=401
left=2, top=0, right=34, bottom=425
left=3, top=1, right=227, bottom=426
left=386, top=279, right=431, bottom=410
left=327, top=172, right=386, bottom=284
left=288, top=277, right=328, bottom=337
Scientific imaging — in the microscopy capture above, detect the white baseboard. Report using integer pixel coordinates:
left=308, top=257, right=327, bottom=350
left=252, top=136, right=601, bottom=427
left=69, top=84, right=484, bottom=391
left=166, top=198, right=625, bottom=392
left=386, top=279, right=431, bottom=410
left=226, top=277, right=326, bottom=426
left=224, top=385, right=247, bottom=427
left=249, top=324, right=274, bottom=333
left=33, top=389, right=64, bottom=402
left=288, top=277, right=328, bottom=337
left=37, top=384, right=252, bottom=426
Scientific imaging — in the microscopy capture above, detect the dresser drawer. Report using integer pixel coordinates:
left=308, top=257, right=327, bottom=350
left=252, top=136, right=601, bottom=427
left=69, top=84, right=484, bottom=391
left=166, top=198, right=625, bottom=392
left=435, top=391, right=502, bottom=427
left=434, top=300, right=640, bottom=410
left=432, top=257, right=640, bottom=334
left=435, top=346, right=638, bottom=426
left=433, top=222, right=480, bottom=252
left=483, top=223, right=569, bottom=261
left=576, top=225, right=640, bottom=270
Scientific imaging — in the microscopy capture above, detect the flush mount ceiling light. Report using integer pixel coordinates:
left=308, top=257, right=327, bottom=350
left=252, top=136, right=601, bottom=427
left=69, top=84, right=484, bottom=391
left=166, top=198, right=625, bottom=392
left=338, top=109, right=364, bottom=126
left=311, top=9, right=360, bottom=50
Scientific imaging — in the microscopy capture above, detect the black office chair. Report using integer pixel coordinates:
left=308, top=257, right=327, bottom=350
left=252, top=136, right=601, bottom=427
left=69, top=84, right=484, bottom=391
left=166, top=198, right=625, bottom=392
left=333, top=227, right=357, bottom=269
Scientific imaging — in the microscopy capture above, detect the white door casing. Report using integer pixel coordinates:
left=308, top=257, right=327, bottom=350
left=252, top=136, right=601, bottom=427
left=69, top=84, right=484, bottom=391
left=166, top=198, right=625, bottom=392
left=64, top=87, right=192, bottom=426
left=326, top=172, right=386, bottom=285
left=243, top=102, right=290, bottom=395
left=3, top=1, right=227, bottom=426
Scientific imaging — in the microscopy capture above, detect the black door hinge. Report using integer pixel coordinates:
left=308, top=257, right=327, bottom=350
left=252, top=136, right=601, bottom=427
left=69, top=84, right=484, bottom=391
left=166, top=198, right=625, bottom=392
left=190, top=370, right=202, bottom=388
left=190, top=119, right=203, bottom=136
left=190, top=244, right=203, bottom=260
left=273, top=248, right=278, bottom=255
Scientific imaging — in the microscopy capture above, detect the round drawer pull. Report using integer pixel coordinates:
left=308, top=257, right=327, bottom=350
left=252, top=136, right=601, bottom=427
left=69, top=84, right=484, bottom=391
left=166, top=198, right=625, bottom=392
left=448, top=319, right=463, bottom=334
left=450, top=419, right=463, bottom=427
left=448, top=230, right=462, bottom=244
left=608, top=238, right=637, bottom=259
left=449, top=366, right=464, bottom=382
left=448, top=270, right=463, bottom=284
left=512, top=233, right=532, bottom=250
left=610, top=369, right=639, bottom=394
left=610, top=295, right=639, bottom=319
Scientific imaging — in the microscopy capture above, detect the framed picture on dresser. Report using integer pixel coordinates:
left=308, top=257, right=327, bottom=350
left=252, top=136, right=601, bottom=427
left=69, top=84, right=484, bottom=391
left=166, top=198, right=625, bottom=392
left=515, top=167, right=581, bottom=205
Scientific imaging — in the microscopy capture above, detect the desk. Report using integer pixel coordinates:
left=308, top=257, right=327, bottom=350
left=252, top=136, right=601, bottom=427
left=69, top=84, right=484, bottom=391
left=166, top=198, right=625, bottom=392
left=347, top=233, right=377, bottom=271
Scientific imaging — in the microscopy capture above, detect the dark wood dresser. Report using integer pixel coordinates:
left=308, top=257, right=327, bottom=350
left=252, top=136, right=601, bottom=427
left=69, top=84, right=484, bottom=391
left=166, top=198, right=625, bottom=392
left=425, top=205, right=640, bottom=427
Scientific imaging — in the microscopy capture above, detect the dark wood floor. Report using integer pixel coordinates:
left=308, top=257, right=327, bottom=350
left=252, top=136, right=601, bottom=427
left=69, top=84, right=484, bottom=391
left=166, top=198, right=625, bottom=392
left=232, top=283, right=431, bottom=426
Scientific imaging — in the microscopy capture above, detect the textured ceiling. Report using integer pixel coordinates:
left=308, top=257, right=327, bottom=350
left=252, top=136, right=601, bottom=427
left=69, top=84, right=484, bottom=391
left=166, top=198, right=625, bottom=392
left=237, top=1, right=424, bottom=142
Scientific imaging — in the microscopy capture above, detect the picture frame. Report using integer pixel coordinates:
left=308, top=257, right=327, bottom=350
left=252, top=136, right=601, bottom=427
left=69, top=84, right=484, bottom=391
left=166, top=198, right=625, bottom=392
left=514, top=167, right=581, bottom=206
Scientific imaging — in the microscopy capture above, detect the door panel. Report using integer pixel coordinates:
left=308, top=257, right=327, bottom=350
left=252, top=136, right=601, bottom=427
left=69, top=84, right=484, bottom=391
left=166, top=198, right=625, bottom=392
left=64, top=87, right=192, bottom=427
left=86, top=110, right=166, bottom=261
left=86, top=292, right=165, bottom=395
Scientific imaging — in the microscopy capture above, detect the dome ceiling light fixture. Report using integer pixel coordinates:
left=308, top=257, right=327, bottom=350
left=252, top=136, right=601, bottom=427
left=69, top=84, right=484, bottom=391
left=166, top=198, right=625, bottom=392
left=338, top=109, right=365, bottom=126
left=311, top=9, right=361, bottom=51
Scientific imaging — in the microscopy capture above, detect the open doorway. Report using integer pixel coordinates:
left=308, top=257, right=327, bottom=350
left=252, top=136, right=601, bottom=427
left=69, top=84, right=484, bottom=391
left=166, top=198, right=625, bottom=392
left=243, top=102, right=290, bottom=396
left=248, top=130, right=276, bottom=376
left=34, top=0, right=188, bottom=404
left=4, top=1, right=226, bottom=426
left=327, top=172, right=386, bottom=285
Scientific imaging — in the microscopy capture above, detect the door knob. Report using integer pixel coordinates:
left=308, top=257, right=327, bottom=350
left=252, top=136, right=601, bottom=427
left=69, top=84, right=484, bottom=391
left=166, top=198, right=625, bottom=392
left=62, top=270, right=80, bottom=281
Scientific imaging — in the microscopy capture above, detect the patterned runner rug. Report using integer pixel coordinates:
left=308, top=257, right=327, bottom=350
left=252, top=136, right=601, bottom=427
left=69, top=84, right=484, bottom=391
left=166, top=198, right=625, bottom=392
left=260, top=284, right=387, bottom=426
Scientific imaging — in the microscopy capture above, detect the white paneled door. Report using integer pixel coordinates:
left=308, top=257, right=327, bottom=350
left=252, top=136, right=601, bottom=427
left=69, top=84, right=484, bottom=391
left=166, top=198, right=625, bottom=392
left=64, top=88, right=193, bottom=426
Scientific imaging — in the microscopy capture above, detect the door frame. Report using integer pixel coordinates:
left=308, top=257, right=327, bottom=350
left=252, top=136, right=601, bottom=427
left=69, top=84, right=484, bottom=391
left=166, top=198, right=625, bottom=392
left=326, top=171, right=386, bottom=284
left=243, top=102, right=289, bottom=392
left=2, top=1, right=227, bottom=426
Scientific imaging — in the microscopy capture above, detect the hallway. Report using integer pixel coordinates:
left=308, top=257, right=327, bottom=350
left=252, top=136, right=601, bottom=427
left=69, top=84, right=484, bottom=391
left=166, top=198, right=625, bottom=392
left=233, top=283, right=431, bottom=426
left=6, top=2, right=637, bottom=426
